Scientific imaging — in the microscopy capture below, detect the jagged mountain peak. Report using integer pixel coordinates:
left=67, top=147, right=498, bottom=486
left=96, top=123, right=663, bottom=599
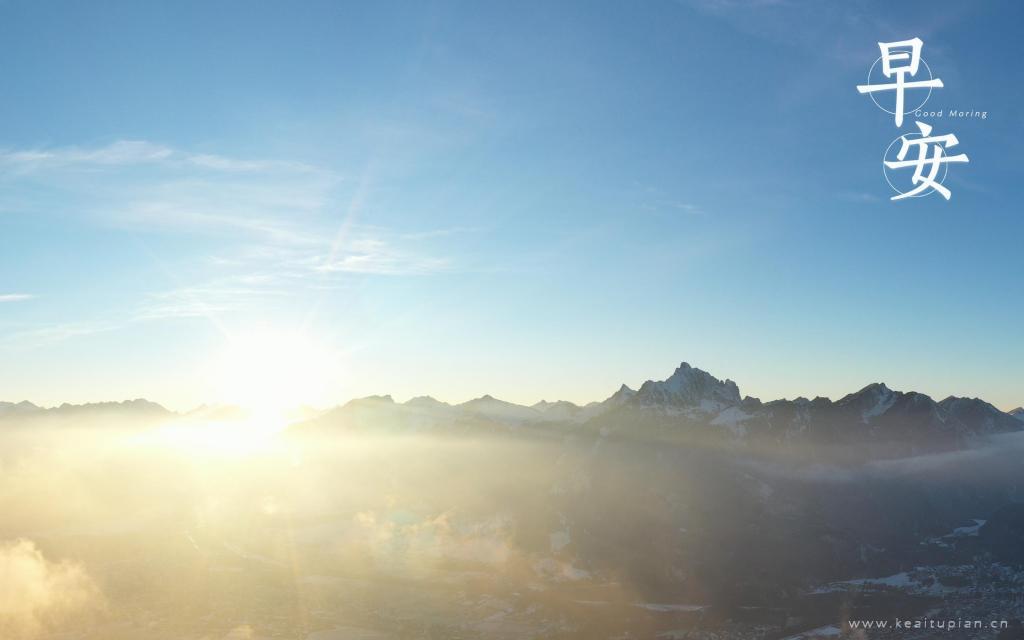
left=937, top=396, right=1022, bottom=435
left=939, top=395, right=993, bottom=410
left=839, top=382, right=895, bottom=402
left=1011, top=407, right=1024, bottom=421
left=836, top=382, right=903, bottom=421
left=862, top=381, right=892, bottom=394
left=633, top=361, right=741, bottom=412
left=609, top=384, right=636, bottom=399
left=939, top=395, right=1003, bottom=418
left=282, top=359, right=1022, bottom=451
left=605, top=384, right=636, bottom=404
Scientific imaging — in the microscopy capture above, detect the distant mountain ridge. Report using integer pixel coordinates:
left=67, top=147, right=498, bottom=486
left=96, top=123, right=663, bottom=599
left=295, top=362, right=1023, bottom=458
left=0, top=398, right=170, bottom=418
left=5, top=362, right=1020, bottom=456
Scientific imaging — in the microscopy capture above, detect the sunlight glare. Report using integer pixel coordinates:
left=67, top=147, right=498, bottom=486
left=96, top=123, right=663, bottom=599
left=208, top=328, right=341, bottom=421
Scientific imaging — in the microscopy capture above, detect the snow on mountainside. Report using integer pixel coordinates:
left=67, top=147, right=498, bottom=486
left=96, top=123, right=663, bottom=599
left=939, top=396, right=1020, bottom=434
left=295, top=362, right=1023, bottom=457
left=10, top=361, right=1015, bottom=454
left=836, top=382, right=898, bottom=422
left=632, top=362, right=741, bottom=413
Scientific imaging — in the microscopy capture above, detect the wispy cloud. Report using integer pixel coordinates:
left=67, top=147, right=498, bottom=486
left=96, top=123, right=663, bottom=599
left=399, top=226, right=481, bottom=241
left=186, top=153, right=275, bottom=172
left=0, top=141, right=340, bottom=246
left=132, top=274, right=297, bottom=323
left=0, top=140, right=173, bottom=171
left=629, top=182, right=707, bottom=217
left=0, top=140, right=324, bottom=176
left=1, top=320, right=122, bottom=349
left=0, top=140, right=460, bottom=349
left=0, top=224, right=460, bottom=349
left=132, top=232, right=451, bottom=323
left=313, top=237, right=452, bottom=276
left=666, top=201, right=705, bottom=216
left=0, top=138, right=464, bottom=354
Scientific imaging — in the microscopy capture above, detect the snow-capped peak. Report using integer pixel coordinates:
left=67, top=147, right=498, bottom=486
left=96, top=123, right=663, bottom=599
left=861, top=383, right=896, bottom=420
left=836, top=383, right=900, bottom=422
left=633, top=362, right=742, bottom=413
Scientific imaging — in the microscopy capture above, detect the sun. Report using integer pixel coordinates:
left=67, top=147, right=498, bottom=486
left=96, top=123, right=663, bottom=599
left=140, top=328, right=343, bottom=458
left=208, top=327, right=342, bottom=420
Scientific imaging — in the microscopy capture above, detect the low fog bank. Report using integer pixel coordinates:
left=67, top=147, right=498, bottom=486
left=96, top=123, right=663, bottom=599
left=1, top=411, right=1023, bottom=639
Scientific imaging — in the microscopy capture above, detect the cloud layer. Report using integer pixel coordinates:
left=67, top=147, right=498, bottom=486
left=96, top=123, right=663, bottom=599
left=0, top=539, right=103, bottom=639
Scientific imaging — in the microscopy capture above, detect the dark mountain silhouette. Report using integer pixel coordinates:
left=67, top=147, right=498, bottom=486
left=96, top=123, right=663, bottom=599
left=294, top=362, right=1022, bottom=460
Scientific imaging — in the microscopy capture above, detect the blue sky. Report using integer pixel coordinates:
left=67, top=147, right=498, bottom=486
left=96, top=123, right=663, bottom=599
left=1, top=0, right=1022, bottom=410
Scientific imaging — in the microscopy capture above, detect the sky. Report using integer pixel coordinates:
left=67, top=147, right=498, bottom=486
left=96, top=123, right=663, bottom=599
left=0, top=0, right=1022, bottom=411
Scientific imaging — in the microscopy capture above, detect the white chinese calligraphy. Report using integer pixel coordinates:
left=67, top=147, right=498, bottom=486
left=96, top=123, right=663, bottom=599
left=883, top=122, right=969, bottom=201
left=858, top=37, right=968, bottom=201
left=857, top=38, right=944, bottom=127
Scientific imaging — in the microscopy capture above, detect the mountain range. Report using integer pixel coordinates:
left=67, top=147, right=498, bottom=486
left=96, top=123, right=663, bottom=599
left=5, top=362, right=1024, bottom=636
left=295, top=362, right=1023, bottom=459
left=0, top=398, right=170, bottom=420
left=5, top=362, right=1021, bottom=460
